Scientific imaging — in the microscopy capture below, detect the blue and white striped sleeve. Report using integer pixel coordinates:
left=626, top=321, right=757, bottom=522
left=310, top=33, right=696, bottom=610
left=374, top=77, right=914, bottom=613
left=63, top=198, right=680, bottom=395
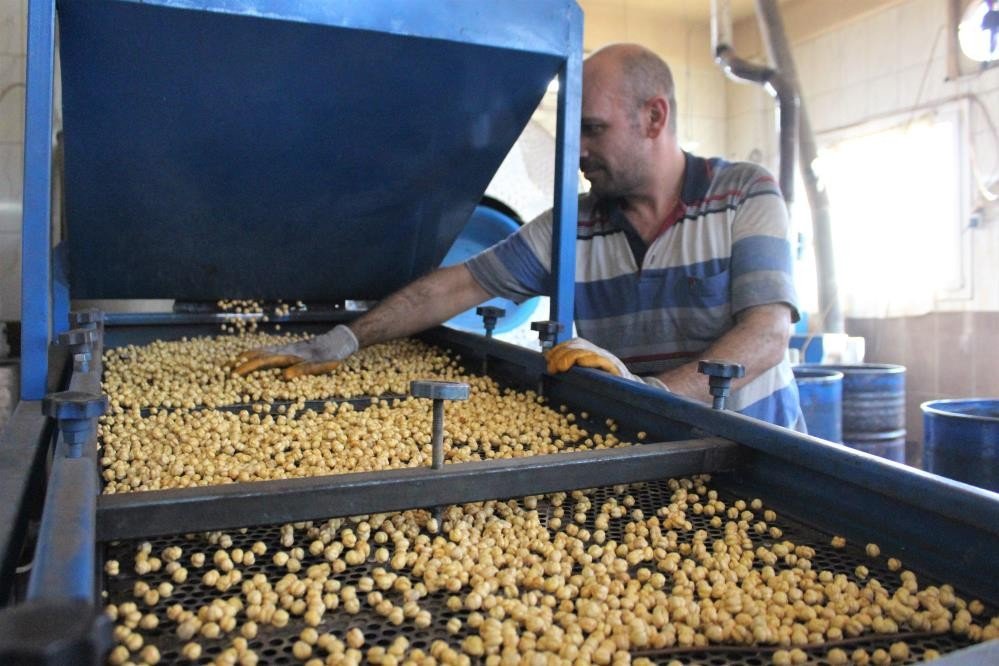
left=729, top=168, right=800, bottom=321
left=463, top=210, right=554, bottom=303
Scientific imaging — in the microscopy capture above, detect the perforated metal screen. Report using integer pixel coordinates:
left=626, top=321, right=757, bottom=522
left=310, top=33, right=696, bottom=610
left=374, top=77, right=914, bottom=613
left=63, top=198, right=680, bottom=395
left=103, top=480, right=985, bottom=665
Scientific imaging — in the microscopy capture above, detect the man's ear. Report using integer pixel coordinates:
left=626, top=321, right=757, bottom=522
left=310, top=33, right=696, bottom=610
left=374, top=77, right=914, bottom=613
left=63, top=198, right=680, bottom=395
left=646, top=97, right=669, bottom=138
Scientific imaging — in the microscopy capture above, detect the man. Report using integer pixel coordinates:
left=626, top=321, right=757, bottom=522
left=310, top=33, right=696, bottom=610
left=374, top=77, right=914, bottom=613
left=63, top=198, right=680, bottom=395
left=241, top=44, right=804, bottom=430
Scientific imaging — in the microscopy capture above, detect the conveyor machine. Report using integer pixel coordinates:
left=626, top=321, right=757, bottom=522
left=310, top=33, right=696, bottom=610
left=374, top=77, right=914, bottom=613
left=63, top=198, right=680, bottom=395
left=2, top=1, right=999, bottom=664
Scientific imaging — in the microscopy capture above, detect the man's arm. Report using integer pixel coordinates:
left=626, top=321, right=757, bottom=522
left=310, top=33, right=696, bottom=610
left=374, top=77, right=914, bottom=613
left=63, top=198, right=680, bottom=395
left=654, top=303, right=792, bottom=403
left=349, top=264, right=491, bottom=348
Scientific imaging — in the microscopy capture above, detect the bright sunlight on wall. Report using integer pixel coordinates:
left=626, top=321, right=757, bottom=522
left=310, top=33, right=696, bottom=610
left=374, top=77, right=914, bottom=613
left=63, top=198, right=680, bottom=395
left=793, top=106, right=967, bottom=320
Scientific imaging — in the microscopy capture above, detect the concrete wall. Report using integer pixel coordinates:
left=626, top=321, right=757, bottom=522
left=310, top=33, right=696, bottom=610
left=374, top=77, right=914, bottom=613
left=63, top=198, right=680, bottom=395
left=728, top=0, right=999, bottom=313
left=578, top=0, right=729, bottom=156
left=0, top=0, right=26, bottom=326
left=725, top=0, right=999, bottom=447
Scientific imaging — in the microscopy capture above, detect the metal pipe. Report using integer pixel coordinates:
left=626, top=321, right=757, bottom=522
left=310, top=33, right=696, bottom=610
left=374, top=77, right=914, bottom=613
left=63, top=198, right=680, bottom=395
left=431, top=400, right=444, bottom=470
left=754, top=0, right=844, bottom=332
left=549, top=13, right=583, bottom=345
left=710, top=0, right=798, bottom=208
left=21, top=0, right=57, bottom=400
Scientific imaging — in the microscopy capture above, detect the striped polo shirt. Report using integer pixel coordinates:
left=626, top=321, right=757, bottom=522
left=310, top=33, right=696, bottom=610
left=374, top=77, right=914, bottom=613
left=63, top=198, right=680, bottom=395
left=466, top=152, right=804, bottom=430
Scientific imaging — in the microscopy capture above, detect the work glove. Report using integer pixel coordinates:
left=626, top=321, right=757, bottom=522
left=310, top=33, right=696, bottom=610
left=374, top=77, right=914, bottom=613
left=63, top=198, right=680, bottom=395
left=233, top=324, right=359, bottom=380
left=544, top=338, right=669, bottom=391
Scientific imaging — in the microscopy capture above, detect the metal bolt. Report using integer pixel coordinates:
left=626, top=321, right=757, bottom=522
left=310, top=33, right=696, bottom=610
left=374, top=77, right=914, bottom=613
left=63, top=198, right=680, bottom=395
left=531, top=320, right=563, bottom=351
left=530, top=321, right=564, bottom=396
left=57, top=328, right=98, bottom=373
left=410, top=381, right=469, bottom=524
left=42, top=391, right=108, bottom=458
left=476, top=306, right=507, bottom=374
left=475, top=306, right=506, bottom=339
left=69, top=308, right=104, bottom=331
left=410, top=381, right=470, bottom=469
left=697, top=360, right=746, bottom=410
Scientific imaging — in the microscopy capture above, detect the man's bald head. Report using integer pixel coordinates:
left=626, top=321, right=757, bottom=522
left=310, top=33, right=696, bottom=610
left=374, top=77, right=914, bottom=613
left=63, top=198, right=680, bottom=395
left=586, top=44, right=678, bottom=135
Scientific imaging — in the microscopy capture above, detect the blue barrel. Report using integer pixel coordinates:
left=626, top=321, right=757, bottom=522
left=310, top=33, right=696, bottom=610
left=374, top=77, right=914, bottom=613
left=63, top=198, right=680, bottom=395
left=792, top=367, right=843, bottom=442
left=800, top=364, right=906, bottom=462
left=921, top=399, right=999, bottom=491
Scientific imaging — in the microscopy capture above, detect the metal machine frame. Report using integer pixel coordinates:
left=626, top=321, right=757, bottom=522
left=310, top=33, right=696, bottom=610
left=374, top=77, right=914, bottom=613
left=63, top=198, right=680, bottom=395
left=7, top=1, right=999, bottom=664
left=3, top=313, right=999, bottom=663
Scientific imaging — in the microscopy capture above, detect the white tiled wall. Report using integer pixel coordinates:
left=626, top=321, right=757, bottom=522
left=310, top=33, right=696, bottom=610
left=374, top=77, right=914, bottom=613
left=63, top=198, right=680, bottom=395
left=727, top=0, right=999, bottom=312
left=578, top=1, right=730, bottom=157
left=0, top=0, right=25, bottom=325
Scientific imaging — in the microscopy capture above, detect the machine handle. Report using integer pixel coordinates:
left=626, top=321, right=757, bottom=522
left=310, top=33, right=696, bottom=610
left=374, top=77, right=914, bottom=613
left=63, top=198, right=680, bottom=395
left=697, top=359, right=745, bottom=411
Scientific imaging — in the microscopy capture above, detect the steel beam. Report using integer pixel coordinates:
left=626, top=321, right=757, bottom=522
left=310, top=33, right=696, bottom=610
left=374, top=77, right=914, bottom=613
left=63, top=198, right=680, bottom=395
left=549, top=4, right=582, bottom=343
left=97, top=438, right=739, bottom=541
left=21, top=0, right=56, bottom=400
left=26, top=333, right=104, bottom=602
left=0, top=402, right=51, bottom=605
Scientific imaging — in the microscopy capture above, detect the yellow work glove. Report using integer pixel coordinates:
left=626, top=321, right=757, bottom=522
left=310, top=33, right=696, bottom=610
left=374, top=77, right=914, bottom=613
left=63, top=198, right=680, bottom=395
left=544, top=338, right=669, bottom=391
left=233, top=325, right=358, bottom=380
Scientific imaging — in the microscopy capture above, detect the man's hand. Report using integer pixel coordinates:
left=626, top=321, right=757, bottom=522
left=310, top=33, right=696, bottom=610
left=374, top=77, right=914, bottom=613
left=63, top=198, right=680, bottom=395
left=544, top=338, right=669, bottom=391
left=234, top=324, right=359, bottom=379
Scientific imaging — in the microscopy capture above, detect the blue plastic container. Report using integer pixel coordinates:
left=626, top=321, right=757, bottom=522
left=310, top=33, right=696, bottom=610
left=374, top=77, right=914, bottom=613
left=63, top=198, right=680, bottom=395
left=792, top=367, right=843, bottom=442
left=799, top=364, right=906, bottom=462
left=440, top=205, right=540, bottom=334
left=921, top=399, right=999, bottom=492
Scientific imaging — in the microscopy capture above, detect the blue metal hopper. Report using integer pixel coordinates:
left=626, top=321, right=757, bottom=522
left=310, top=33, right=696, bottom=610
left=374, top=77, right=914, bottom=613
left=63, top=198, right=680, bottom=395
left=21, top=0, right=582, bottom=397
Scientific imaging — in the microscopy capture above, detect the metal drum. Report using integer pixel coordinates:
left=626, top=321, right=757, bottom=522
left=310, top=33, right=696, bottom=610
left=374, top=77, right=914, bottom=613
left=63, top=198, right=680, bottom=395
left=922, top=399, right=999, bottom=492
left=792, top=366, right=843, bottom=442
left=800, top=364, right=906, bottom=462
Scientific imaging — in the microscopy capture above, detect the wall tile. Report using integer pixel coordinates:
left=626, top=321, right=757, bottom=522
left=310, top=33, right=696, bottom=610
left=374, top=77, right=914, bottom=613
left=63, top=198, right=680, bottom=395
left=866, top=74, right=899, bottom=117
left=0, top=0, right=26, bottom=56
left=792, top=37, right=819, bottom=93
left=0, top=141, right=22, bottom=203
left=839, top=17, right=874, bottom=86
left=896, top=0, right=944, bottom=71
left=811, top=32, right=847, bottom=95
left=865, top=5, right=901, bottom=80
left=579, top=1, right=627, bottom=51
left=806, top=90, right=839, bottom=133
left=839, top=85, right=870, bottom=129
left=0, top=229, right=20, bottom=322
left=935, top=312, right=977, bottom=396
left=682, top=70, right=723, bottom=121
left=971, top=312, right=999, bottom=395
left=624, top=6, right=677, bottom=58
left=0, top=55, right=25, bottom=143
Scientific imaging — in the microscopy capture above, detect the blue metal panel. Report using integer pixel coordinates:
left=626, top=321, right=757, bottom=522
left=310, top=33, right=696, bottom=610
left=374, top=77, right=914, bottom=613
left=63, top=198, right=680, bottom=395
left=25, top=328, right=104, bottom=603
left=21, top=0, right=56, bottom=400
left=56, top=0, right=571, bottom=302
left=122, top=0, right=579, bottom=57
left=0, top=401, right=51, bottom=604
left=550, top=8, right=583, bottom=342
left=25, top=452, right=98, bottom=601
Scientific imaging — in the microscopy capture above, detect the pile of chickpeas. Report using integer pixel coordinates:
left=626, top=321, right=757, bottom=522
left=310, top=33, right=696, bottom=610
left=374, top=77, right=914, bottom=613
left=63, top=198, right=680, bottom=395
left=99, top=334, right=624, bottom=493
left=104, top=476, right=997, bottom=665
left=101, top=334, right=468, bottom=409
left=100, top=333, right=997, bottom=664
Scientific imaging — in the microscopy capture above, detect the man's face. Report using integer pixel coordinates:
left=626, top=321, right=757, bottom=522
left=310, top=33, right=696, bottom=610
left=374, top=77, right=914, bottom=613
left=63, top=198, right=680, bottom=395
left=579, top=61, right=648, bottom=198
